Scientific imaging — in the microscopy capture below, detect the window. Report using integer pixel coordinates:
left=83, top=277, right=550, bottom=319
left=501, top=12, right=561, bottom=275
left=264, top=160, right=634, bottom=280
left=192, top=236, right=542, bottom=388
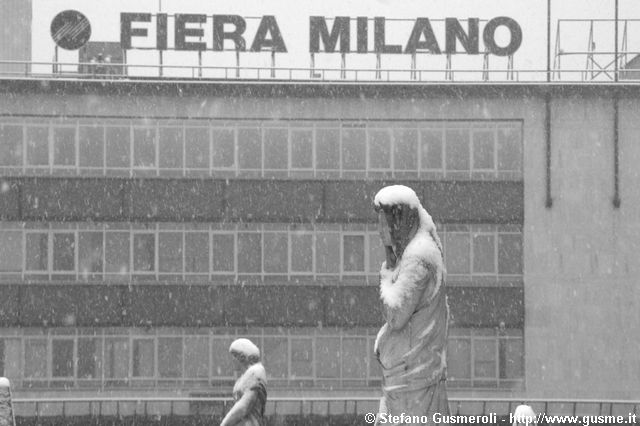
left=263, top=232, right=287, bottom=273
left=77, top=338, right=101, bottom=379
left=343, top=235, right=365, bottom=272
left=0, top=231, right=22, bottom=272
left=212, top=128, right=235, bottom=169
left=184, top=336, right=209, bottom=378
left=263, top=337, right=288, bottom=379
left=237, top=128, right=261, bottom=171
left=52, top=232, right=75, bottom=272
left=26, top=126, right=49, bottom=166
left=368, top=129, right=391, bottom=170
left=498, top=233, right=523, bottom=275
left=290, top=129, right=313, bottom=169
left=316, top=232, right=339, bottom=274
left=53, top=127, right=76, bottom=167
left=447, top=338, right=471, bottom=382
left=263, top=128, right=288, bottom=171
left=78, top=232, right=103, bottom=277
left=368, top=233, right=385, bottom=273
left=393, top=128, right=418, bottom=171
left=185, top=127, right=209, bottom=169
left=132, top=339, right=155, bottom=377
left=24, top=340, right=47, bottom=379
left=133, top=127, right=156, bottom=168
left=158, top=127, right=183, bottom=169
left=133, top=233, right=155, bottom=272
left=474, top=339, right=497, bottom=379
left=0, top=339, right=21, bottom=379
left=472, top=130, right=494, bottom=170
left=316, top=337, right=340, bottom=379
left=0, top=124, right=23, bottom=166
left=342, top=127, right=366, bottom=171
left=105, top=232, right=130, bottom=275
left=342, top=337, right=368, bottom=381
left=158, top=338, right=182, bottom=378
left=185, top=233, right=209, bottom=273
left=290, top=233, right=313, bottom=273
left=237, top=232, right=261, bottom=273
left=420, top=129, right=443, bottom=170
left=502, top=337, right=524, bottom=379
left=158, top=232, right=182, bottom=273
left=315, top=128, right=339, bottom=171
left=25, top=232, right=48, bottom=271
left=104, top=338, right=129, bottom=381
left=291, top=338, right=313, bottom=378
left=445, top=129, right=470, bottom=171
left=212, top=234, right=234, bottom=272
left=445, top=232, right=470, bottom=274
left=79, top=126, right=104, bottom=168
left=472, top=234, right=495, bottom=274
left=52, top=340, right=74, bottom=377
left=498, top=127, right=522, bottom=171
left=211, top=337, right=234, bottom=377
left=105, top=127, right=130, bottom=168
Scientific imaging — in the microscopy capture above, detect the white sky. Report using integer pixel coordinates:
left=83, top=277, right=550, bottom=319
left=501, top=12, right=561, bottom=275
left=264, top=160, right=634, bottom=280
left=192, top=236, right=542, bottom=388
left=31, top=0, right=640, bottom=81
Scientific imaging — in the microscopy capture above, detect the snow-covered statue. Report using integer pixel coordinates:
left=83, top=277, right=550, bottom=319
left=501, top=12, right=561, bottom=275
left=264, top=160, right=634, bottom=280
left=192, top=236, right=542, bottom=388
left=373, top=185, right=450, bottom=424
left=220, top=339, right=268, bottom=426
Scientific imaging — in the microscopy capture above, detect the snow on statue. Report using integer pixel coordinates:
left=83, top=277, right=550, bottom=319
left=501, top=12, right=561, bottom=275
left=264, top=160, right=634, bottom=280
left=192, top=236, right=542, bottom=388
left=220, top=339, right=268, bottom=426
left=373, top=185, right=450, bottom=425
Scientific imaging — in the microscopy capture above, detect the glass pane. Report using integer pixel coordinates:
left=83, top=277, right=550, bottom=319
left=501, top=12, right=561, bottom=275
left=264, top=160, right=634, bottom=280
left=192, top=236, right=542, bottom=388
left=25, top=340, right=47, bottom=378
left=315, top=128, right=339, bottom=170
left=159, top=232, right=183, bottom=273
left=79, top=126, right=104, bottom=168
left=444, top=233, right=470, bottom=274
left=104, top=338, right=129, bottom=379
left=498, top=234, right=523, bottom=275
left=78, top=232, right=103, bottom=276
left=26, top=126, right=49, bottom=166
left=134, top=234, right=155, bottom=272
left=343, top=235, right=365, bottom=272
left=184, top=336, right=209, bottom=378
left=53, top=233, right=75, bottom=272
left=368, top=130, right=391, bottom=169
left=316, top=337, right=340, bottom=378
left=211, top=338, right=234, bottom=377
left=212, top=234, right=234, bottom=272
left=133, top=127, right=156, bottom=168
left=393, top=128, right=417, bottom=170
left=237, top=128, right=261, bottom=170
left=133, top=339, right=155, bottom=377
left=263, top=128, right=288, bottom=170
left=0, top=231, right=22, bottom=272
left=2, top=339, right=22, bottom=379
left=342, top=337, right=367, bottom=378
left=420, top=129, right=443, bottom=170
left=291, top=233, right=312, bottom=272
left=474, top=339, right=496, bottom=378
left=185, top=233, right=209, bottom=273
left=291, top=338, right=312, bottom=377
left=105, top=232, right=129, bottom=274
left=342, top=128, right=366, bottom=170
left=26, top=233, right=48, bottom=271
left=263, top=232, right=287, bottom=273
left=212, top=128, right=234, bottom=168
left=473, top=234, right=495, bottom=274
left=185, top=127, right=209, bottom=169
left=237, top=232, right=261, bottom=273
left=263, top=337, right=287, bottom=379
left=78, top=338, right=101, bottom=379
left=158, top=338, right=182, bottom=378
left=368, top=235, right=385, bottom=273
left=0, top=124, right=23, bottom=166
left=52, top=340, right=74, bottom=377
left=316, top=233, right=339, bottom=273
left=53, top=127, right=76, bottom=166
left=503, top=338, right=524, bottom=378
left=473, top=130, right=494, bottom=170
left=447, top=339, right=471, bottom=380
left=498, top=127, right=522, bottom=171
left=445, top=129, right=470, bottom=171
left=159, top=127, right=183, bottom=169
left=291, top=129, right=312, bottom=169
left=106, top=127, right=130, bottom=168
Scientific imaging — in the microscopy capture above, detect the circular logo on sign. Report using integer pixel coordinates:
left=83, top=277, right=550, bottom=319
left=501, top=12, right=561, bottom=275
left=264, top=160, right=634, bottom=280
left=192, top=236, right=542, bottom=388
left=50, top=10, right=91, bottom=50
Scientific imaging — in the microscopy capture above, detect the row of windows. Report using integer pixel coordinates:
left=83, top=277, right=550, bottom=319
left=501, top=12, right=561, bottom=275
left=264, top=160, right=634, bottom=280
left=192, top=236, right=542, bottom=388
left=0, top=222, right=523, bottom=283
left=0, top=120, right=522, bottom=179
left=0, top=327, right=524, bottom=390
